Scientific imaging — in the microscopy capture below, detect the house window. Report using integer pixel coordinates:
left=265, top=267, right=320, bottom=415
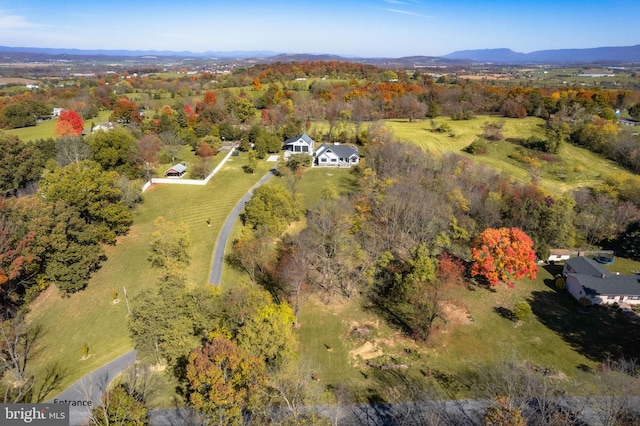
left=331, top=158, right=337, bottom=162
left=321, top=158, right=327, bottom=162
left=629, top=296, right=640, bottom=300
left=302, top=146, right=308, bottom=152
left=607, top=296, right=615, bottom=300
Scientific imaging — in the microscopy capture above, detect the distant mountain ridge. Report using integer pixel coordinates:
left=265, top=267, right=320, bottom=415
left=2, top=44, right=640, bottom=64
left=443, top=45, right=640, bottom=63
left=0, top=45, right=279, bottom=59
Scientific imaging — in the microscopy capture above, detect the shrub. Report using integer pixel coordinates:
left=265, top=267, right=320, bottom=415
left=555, top=277, right=566, bottom=289
left=483, top=397, right=525, bottom=426
left=464, top=139, right=488, bottom=155
left=513, top=301, right=532, bottom=321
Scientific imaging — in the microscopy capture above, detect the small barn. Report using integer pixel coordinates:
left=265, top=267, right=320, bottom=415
left=165, top=163, right=187, bottom=177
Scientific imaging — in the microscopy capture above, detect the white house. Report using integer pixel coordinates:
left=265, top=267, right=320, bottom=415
left=563, top=256, right=640, bottom=305
left=52, top=107, right=64, bottom=117
left=313, top=143, right=360, bottom=167
left=283, top=133, right=315, bottom=154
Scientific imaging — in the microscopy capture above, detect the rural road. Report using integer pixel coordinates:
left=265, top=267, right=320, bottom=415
left=47, top=349, right=137, bottom=426
left=208, top=169, right=275, bottom=284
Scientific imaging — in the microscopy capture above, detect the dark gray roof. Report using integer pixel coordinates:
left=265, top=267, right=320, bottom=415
left=565, top=256, right=610, bottom=278
left=314, top=143, right=359, bottom=158
left=284, top=133, right=314, bottom=146
left=569, top=273, right=640, bottom=296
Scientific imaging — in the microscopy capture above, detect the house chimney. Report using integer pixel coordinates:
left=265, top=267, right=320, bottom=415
left=601, top=273, right=605, bottom=278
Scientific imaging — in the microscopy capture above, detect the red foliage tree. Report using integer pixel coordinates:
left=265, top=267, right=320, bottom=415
left=195, top=142, right=217, bottom=158
left=55, top=110, right=84, bottom=136
left=436, top=252, right=466, bottom=287
left=470, top=227, right=537, bottom=287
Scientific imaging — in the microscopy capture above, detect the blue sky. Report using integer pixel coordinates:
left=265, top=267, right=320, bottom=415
left=1, top=0, right=639, bottom=57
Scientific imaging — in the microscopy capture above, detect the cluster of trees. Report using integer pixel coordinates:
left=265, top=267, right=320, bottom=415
left=229, top=124, right=639, bottom=346
left=128, top=218, right=325, bottom=425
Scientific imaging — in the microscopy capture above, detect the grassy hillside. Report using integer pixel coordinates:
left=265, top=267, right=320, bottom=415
left=384, top=116, right=633, bottom=193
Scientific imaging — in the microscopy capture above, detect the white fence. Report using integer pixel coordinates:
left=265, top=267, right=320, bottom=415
left=142, top=146, right=236, bottom=192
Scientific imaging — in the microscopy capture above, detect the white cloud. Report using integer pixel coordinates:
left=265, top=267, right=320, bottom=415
left=381, top=8, right=433, bottom=18
left=0, top=13, right=43, bottom=29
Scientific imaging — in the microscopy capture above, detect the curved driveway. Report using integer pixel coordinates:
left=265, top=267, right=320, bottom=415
left=47, top=350, right=137, bottom=426
left=208, top=169, right=275, bottom=284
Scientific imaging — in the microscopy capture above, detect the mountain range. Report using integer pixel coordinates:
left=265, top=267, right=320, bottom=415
left=443, top=44, right=640, bottom=63
left=2, top=44, right=640, bottom=64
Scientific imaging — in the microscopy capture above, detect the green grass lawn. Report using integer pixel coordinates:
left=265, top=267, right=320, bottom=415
left=27, top=152, right=273, bottom=399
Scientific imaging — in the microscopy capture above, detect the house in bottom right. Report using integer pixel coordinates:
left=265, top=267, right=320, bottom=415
left=563, top=256, right=640, bottom=305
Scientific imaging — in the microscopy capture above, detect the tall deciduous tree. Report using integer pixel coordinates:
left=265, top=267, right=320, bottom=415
left=186, top=337, right=267, bottom=425
left=39, top=160, right=133, bottom=244
left=236, top=302, right=296, bottom=371
left=242, top=184, right=300, bottom=236
left=110, top=97, right=141, bottom=125
left=90, top=384, right=149, bottom=426
left=470, top=227, right=537, bottom=287
left=0, top=134, right=47, bottom=196
left=148, top=217, right=191, bottom=283
left=55, top=110, right=84, bottom=136
left=87, top=127, right=138, bottom=177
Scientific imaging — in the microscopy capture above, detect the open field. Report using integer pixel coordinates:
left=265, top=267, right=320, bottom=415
left=5, top=110, right=112, bottom=142
left=27, top=152, right=273, bottom=398
left=384, top=116, right=634, bottom=193
left=295, top=260, right=640, bottom=401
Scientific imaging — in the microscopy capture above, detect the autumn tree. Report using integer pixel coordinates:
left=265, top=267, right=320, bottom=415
left=228, top=227, right=272, bottom=284
left=90, top=384, right=149, bottom=426
left=185, top=337, right=268, bottom=425
left=0, top=203, right=36, bottom=291
left=136, top=134, right=161, bottom=180
left=110, top=97, right=141, bottom=125
left=55, top=110, right=84, bottom=136
left=470, top=227, right=537, bottom=287
left=236, top=302, right=297, bottom=371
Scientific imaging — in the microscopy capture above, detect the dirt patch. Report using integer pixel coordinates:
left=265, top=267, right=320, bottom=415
left=441, top=302, right=474, bottom=324
left=350, top=341, right=383, bottom=360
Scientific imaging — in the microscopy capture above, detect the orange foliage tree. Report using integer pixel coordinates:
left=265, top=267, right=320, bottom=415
left=186, top=337, right=267, bottom=424
left=55, top=110, right=84, bottom=136
left=470, top=227, right=537, bottom=287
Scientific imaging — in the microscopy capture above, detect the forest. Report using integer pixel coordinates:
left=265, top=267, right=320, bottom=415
left=1, top=60, right=640, bottom=424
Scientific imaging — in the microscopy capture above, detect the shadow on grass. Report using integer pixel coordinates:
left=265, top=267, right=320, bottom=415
left=529, top=287, right=640, bottom=362
left=493, top=306, right=517, bottom=322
